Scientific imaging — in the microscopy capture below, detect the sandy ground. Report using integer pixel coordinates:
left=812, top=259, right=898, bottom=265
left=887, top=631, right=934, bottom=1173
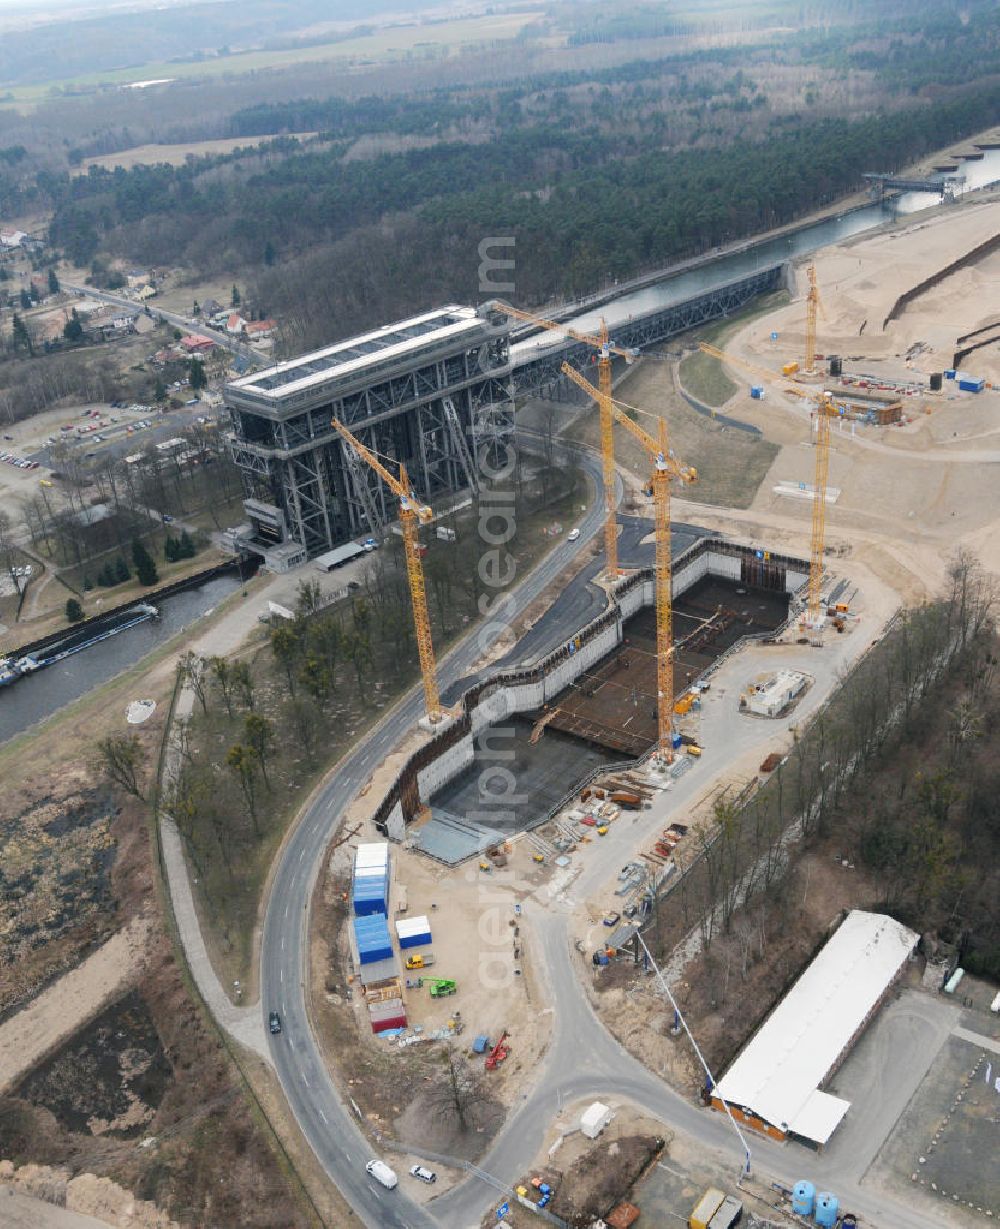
left=327, top=829, right=552, bottom=1111
left=0, top=914, right=152, bottom=1095
left=0, top=1187, right=110, bottom=1229
left=666, top=200, right=1000, bottom=588
left=743, top=198, right=1000, bottom=378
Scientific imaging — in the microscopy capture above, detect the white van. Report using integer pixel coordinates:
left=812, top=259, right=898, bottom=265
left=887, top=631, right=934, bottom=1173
left=365, top=1159, right=398, bottom=1190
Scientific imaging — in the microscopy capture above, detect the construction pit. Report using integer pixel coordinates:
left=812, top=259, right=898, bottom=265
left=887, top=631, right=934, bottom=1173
left=415, top=570, right=793, bottom=864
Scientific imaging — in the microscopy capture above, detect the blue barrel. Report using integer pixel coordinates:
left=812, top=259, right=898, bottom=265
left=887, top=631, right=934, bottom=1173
left=791, top=1181, right=815, bottom=1216
left=815, top=1191, right=839, bottom=1227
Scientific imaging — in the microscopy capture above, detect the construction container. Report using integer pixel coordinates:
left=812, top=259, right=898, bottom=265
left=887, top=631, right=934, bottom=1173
left=689, top=1189, right=725, bottom=1229
left=814, top=1192, right=838, bottom=1227
left=750, top=385, right=765, bottom=400
left=353, top=913, right=393, bottom=964
left=472, top=1035, right=490, bottom=1053
left=355, top=842, right=389, bottom=871
left=792, top=1180, right=816, bottom=1216
left=395, top=915, right=432, bottom=948
left=945, top=368, right=956, bottom=379
left=959, top=376, right=985, bottom=393
left=708, top=1196, right=744, bottom=1229
left=580, top=1101, right=612, bottom=1138
left=369, top=1000, right=407, bottom=1034
left=929, top=372, right=943, bottom=391
left=828, top=356, right=842, bottom=377
left=352, top=872, right=389, bottom=917
left=781, top=360, right=800, bottom=376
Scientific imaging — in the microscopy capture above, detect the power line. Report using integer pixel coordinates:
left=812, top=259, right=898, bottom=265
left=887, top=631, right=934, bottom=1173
left=635, top=931, right=753, bottom=1180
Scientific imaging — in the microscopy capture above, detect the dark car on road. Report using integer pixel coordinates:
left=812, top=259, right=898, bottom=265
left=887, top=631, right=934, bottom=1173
left=268, top=1011, right=282, bottom=1035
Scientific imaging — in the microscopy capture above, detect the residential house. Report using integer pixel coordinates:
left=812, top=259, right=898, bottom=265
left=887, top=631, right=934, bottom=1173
left=126, top=269, right=151, bottom=290
left=201, top=297, right=224, bottom=318
left=180, top=334, right=216, bottom=355
left=0, top=229, right=27, bottom=250
left=136, top=283, right=157, bottom=301
left=226, top=312, right=246, bottom=336
left=245, top=318, right=277, bottom=341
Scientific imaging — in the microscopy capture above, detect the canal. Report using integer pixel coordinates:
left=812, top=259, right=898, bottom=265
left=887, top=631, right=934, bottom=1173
left=0, top=573, right=244, bottom=744
left=513, top=147, right=1000, bottom=355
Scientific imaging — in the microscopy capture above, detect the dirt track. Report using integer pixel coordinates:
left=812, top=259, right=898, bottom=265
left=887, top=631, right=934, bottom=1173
left=0, top=915, right=152, bottom=1095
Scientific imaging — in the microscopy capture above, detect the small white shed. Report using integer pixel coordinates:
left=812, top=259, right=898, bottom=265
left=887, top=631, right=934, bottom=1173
left=580, top=1101, right=612, bottom=1139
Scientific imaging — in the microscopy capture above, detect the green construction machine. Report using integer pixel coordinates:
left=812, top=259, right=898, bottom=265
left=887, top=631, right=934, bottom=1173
left=427, top=978, right=457, bottom=998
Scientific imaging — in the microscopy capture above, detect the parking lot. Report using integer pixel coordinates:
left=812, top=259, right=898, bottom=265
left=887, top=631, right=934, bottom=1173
left=868, top=990, right=1000, bottom=1223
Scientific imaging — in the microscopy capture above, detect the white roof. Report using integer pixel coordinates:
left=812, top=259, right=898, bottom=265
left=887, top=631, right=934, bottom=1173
left=355, top=842, right=389, bottom=867
left=580, top=1101, right=611, bottom=1128
left=713, top=911, right=917, bottom=1144
left=230, top=305, right=480, bottom=399
left=395, top=916, right=431, bottom=937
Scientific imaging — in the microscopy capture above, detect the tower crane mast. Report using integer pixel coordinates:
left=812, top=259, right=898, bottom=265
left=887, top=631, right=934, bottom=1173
left=331, top=418, right=443, bottom=722
left=698, top=341, right=834, bottom=628
left=491, top=300, right=640, bottom=579
left=561, top=362, right=696, bottom=762
left=804, top=264, right=826, bottom=376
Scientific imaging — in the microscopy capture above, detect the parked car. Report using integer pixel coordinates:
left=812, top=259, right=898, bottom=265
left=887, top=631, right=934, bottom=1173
left=365, top=1160, right=398, bottom=1190
left=162, top=513, right=175, bottom=524
left=409, top=1165, right=436, bottom=1184
left=567, top=527, right=580, bottom=541
left=603, top=912, right=621, bottom=928
left=268, top=1011, right=281, bottom=1035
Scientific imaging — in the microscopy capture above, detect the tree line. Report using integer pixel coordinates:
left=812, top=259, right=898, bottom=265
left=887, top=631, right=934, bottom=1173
left=654, top=555, right=998, bottom=978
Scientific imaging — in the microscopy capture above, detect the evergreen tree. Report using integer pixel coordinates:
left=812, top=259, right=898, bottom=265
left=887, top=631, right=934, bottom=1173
left=47, top=267, right=60, bottom=295
left=18, top=288, right=30, bottom=310
left=189, top=359, right=207, bottom=391
left=28, top=282, right=40, bottom=304
left=115, top=556, right=130, bottom=583
left=230, top=283, right=240, bottom=307
left=12, top=314, right=33, bottom=356
left=154, top=376, right=167, bottom=401
left=192, top=299, right=200, bottom=316
left=63, top=309, right=83, bottom=342
left=164, top=537, right=178, bottom=562
left=179, top=529, right=196, bottom=558
left=66, top=597, right=84, bottom=623
left=131, top=538, right=159, bottom=586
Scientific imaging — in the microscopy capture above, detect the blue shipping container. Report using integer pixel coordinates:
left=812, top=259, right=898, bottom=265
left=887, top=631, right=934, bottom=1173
left=945, top=369, right=956, bottom=379
left=959, top=377, right=984, bottom=393
left=354, top=914, right=393, bottom=964
left=353, top=872, right=389, bottom=917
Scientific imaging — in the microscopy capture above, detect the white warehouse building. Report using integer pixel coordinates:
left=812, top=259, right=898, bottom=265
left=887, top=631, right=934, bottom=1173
left=711, top=910, right=918, bottom=1149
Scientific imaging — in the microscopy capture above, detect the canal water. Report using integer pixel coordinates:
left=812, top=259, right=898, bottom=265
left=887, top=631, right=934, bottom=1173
left=513, top=147, right=1000, bottom=355
left=0, top=574, right=244, bottom=743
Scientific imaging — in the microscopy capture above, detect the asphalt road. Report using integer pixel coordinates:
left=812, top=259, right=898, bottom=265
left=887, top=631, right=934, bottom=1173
left=260, top=433, right=609, bottom=1229
left=61, top=281, right=254, bottom=362
left=257, top=430, right=948, bottom=1229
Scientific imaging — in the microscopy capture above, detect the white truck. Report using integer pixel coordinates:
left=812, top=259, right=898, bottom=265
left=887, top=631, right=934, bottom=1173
left=365, top=1159, right=398, bottom=1190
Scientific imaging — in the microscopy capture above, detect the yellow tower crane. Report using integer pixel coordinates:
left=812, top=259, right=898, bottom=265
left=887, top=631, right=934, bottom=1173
left=560, top=361, right=696, bottom=762
left=491, top=301, right=640, bottom=579
left=803, top=264, right=826, bottom=376
left=698, top=341, right=835, bottom=628
left=331, top=418, right=444, bottom=722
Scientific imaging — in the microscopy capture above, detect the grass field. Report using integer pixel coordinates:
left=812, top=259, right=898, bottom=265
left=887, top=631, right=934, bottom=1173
left=73, top=134, right=319, bottom=174
left=2, top=12, right=544, bottom=103
left=678, top=290, right=790, bottom=407
left=566, top=359, right=779, bottom=509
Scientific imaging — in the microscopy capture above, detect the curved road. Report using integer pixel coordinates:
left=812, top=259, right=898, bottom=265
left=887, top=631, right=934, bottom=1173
left=260, top=434, right=609, bottom=1229
left=257, top=430, right=946, bottom=1229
